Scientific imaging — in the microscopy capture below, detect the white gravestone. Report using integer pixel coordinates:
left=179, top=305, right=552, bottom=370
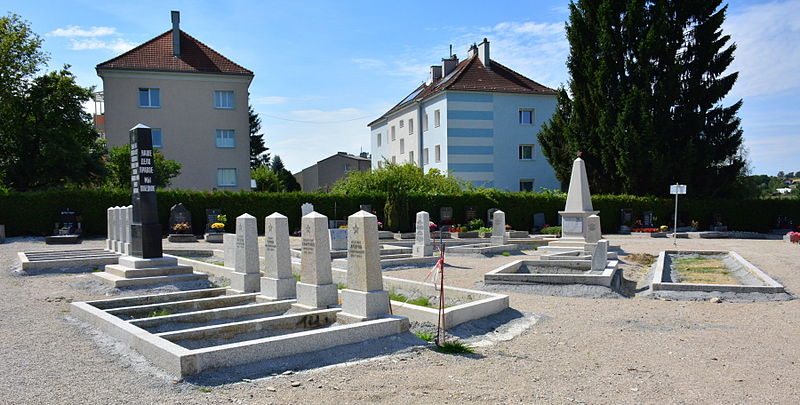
left=301, top=202, right=314, bottom=217
left=123, top=205, right=133, bottom=255
left=223, top=233, right=237, bottom=268
left=412, top=211, right=433, bottom=257
left=230, top=214, right=261, bottom=294
left=293, top=212, right=338, bottom=310
left=260, top=212, right=296, bottom=300
left=106, top=207, right=114, bottom=251
left=586, top=214, right=602, bottom=244
left=591, top=240, right=608, bottom=271
left=114, top=206, right=123, bottom=253
left=338, top=210, right=390, bottom=323
left=329, top=228, right=348, bottom=251
left=490, top=210, right=508, bottom=245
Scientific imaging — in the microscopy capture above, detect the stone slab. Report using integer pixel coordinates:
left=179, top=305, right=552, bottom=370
left=338, top=289, right=389, bottom=322
left=293, top=282, right=338, bottom=310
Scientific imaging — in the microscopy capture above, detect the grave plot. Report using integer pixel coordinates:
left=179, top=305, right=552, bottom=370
left=18, top=248, right=121, bottom=271
left=448, top=210, right=521, bottom=256
left=71, top=288, right=405, bottom=377
left=650, top=250, right=785, bottom=294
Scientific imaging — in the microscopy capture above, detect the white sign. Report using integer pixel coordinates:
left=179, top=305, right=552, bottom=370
left=670, top=184, right=687, bottom=195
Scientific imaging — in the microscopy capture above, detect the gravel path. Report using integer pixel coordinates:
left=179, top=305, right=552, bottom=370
left=1, top=235, right=799, bottom=404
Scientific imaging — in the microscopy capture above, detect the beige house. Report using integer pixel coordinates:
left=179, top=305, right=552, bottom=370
left=294, top=152, right=371, bottom=192
left=97, top=11, right=253, bottom=191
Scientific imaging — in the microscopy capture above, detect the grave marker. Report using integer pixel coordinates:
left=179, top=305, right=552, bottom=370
left=294, top=212, right=338, bottom=310
left=129, top=124, right=162, bottom=258
left=490, top=210, right=508, bottom=245
left=230, top=213, right=260, bottom=294
left=412, top=211, right=433, bottom=257
left=338, top=210, right=390, bottom=323
left=260, top=213, right=296, bottom=300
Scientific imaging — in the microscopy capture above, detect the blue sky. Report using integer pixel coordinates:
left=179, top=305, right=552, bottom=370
left=5, top=0, right=799, bottom=176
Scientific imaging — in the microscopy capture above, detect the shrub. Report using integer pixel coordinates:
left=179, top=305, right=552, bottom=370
left=540, top=226, right=562, bottom=235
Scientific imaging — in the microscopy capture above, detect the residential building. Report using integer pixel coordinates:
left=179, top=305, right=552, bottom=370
left=96, top=11, right=253, bottom=191
left=294, top=152, right=372, bottom=192
left=368, top=39, right=560, bottom=191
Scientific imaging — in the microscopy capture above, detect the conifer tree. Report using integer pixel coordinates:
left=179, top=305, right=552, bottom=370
left=539, top=0, right=745, bottom=197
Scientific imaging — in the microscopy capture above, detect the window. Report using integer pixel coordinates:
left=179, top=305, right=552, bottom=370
left=400, top=139, right=405, bottom=154
left=217, top=168, right=237, bottom=186
left=138, top=88, right=160, bottom=108
left=409, top=119, right=414, bottom=134
left=519, top=109, right=535, bottom=125
left=409, top=151, right=414, bottom=164
left=435, top=145, right=441, bottom=162
left=391, top=156, right=396, bottom=164
left=214, top=90, right=235, bottom=109
left=423, top=148, right=429, bottom=165
left=399, top=120, right=404, bottom=128
left=391, top=126, right=396, bottom=141
left=151, top=128, right=163, bottom=148
left=216, top=129, right=236, bottom=148
left=377, top=133, right=382, bottom=147
left=424, top=114, right=429, bottom=131
left=519, top=144, right=534, bottom=160
left=434, top=110, right=441, bottom=127
left=520, top=179, right=535, bottom=192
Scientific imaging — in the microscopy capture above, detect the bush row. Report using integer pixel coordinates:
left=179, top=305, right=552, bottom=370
left=0, top=190, right=797, bottom=236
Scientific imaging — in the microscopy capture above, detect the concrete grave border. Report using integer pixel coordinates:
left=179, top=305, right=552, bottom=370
left=485, top=259, right=620, bottom=287
left=651, top=250, right=785, bottom=294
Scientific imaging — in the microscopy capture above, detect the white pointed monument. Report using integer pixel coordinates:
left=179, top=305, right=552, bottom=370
left=260, top=212, right=296, bottom=300
left=558, top=154, right=599, bottom=242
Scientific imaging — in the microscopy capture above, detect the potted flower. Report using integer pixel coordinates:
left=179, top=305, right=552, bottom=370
left=172, top=222, right=191, bottom=234
left=204, top=214, right=227, bottom=243
left=210, top=222, right=226, bottom=232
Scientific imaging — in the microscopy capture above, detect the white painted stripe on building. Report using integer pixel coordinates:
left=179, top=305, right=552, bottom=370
left=448, top=119, right=493, bottom=129
left=447, top=101, right=493, bottom=111
left=446, top=137, right=494, bottom=146
left=448, top=154, right=494, bottom=164
left=456, top=172, right=495, bottom=181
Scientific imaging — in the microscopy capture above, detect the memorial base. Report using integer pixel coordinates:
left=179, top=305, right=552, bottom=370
left=93, top=255, right=207, bottom=288
left=490, top=236, right=508, bottom=246
left=45, top=235, right=81, bottom=245
left=229, top=272, right=261, bottom=294
left=412, top=244, right=433, bottom=257
left=292, top=282, right=338, bottom=311
left=204, top=233, right=224, bottom=243
left=337, top=289, right=390, bottom=323
left=167, top=234, right=197, bottom=243
left=260, top=276, right=297, bottom=300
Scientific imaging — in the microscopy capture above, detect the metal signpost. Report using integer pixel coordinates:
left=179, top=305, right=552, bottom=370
left=670, top=183, right=687, bottom=246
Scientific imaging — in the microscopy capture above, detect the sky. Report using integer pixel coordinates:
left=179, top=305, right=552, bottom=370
left=4, top=0, right=799, bottom=177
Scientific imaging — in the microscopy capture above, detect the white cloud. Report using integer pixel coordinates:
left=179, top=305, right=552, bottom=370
left=49, top=25, right=117, bottom=37
left=68, top=38, right=136, bottom=53
left=724, top=0, right=800, bottom=98
left=252, top=96, right=288, bottom=105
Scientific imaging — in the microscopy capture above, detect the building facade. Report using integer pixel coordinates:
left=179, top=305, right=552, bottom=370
left=294, top=152, right=371, bottom=192
left=97, top=11, right=253, bottom=191
left=368, top=39, right=559, bottom=191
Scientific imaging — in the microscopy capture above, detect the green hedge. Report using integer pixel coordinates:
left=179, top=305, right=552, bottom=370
left=0, top=190, right=797, bottom=236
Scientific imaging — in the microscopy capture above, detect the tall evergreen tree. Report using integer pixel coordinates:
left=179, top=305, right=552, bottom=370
left=249, top=105, right=269, bottom=169
left=539, top=0, right=745, bottom=197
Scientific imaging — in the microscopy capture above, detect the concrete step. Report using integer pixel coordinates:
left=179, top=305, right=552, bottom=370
left=105, top=292, right=258, bottom=317
left=92, top=271, right=209, bottom=289
left=128, top=300, right=296, bottom=332
left=88, top=288, right=228, bottom=310
left=104, top=264, right=194, bottom=278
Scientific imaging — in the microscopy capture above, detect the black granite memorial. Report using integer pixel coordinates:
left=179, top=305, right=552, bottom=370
left=167, top=203, right=196, bottom=242
left=45, top=208, right=82, bottom=244
left=129, top=125, right=163, bottom=258
left=204, top=208, right=224, bottom=243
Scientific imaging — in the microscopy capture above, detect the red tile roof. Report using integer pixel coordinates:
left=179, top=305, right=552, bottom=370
left=369, top=54, right=555, bottom=126
left=96, top=30, right=252, bottom=75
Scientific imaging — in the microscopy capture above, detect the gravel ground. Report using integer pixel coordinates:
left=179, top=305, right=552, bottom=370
left=1, top=235, right=799, bottom=404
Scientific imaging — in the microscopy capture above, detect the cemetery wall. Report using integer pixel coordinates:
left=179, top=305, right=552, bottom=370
left=0, top=190, right=798, bottom=236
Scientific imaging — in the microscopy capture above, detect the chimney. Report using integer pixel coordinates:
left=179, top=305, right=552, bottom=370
left=171, top=11, right=181, bottom=57
left=477, top=38, right=490, bottom=67
left=442, top=55, right=459, bottom=76
left=427, top=65, right=443, bottom=85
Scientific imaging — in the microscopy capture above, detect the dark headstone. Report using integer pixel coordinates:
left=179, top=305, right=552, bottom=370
left=359, top=204, right=372, bottom=213
left=440, top=207, right=453, bottom=222
left=620, top=208, right=633, bottom=225
left=533, top=213, right=546, bottom=228
left=487, top=208, right=499, bottom=226
left=464, top=206, right=476, bottom=221
left=53, top=208, right=81, bottom=235
left=643, top=211, right=654, bottom=227
left=169, top=203, right=193, bottom=234
left=205, top=209, right=222, bottom=232
left=129, top=125, right=162, bottom=258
